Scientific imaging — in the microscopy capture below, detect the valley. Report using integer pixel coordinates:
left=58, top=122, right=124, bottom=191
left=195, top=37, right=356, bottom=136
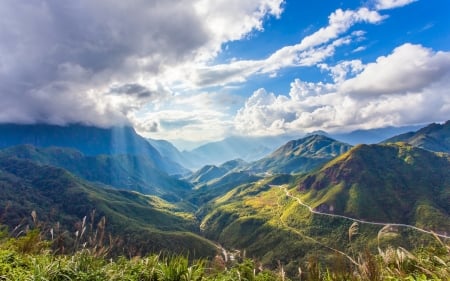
left=0, top=121, right=449, bottom=279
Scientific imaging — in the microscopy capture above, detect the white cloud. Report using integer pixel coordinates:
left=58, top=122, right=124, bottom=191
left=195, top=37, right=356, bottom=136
left=1, top=0, right=442, bottom=143
left=375, top=0, right=417, bottom=10
left=193, top=0, right=284, bottom=60
left=319, top=60, right=365, bottom=84
left=340, top=44, right=450, bottom=97
left=185, top=7, right=385, bottom=88
left=0, top=0, right=284, bottom=128
left=352, top=46, right=367, bottom=53
left=132, top=91, right=242, bottom=142
left=297, top=8, right=385, bottom=49
left=234, top=44, right=450, bottom=135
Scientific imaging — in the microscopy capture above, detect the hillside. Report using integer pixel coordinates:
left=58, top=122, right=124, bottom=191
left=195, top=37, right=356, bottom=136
left=0, top=145, right=192, bottom=201
left=296, top=143, right=450, bottom=230
left=0, top=156, right=217, bottom=257
left=188, top=159, right=247, bottom=185
left=187, top=159, right=259, bottom=206
left=0, top=124, right=187, bottom=175
left=147, top=138, right=196, bottom=171
left=382, top=120, right=450, bottom=153
left=248, top=135, right=352, bottom=174
left=199, top=143, right=450, bottom=273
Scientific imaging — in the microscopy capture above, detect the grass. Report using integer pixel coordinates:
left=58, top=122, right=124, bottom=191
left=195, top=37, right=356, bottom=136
left=0, top=219, right=449, bottom=280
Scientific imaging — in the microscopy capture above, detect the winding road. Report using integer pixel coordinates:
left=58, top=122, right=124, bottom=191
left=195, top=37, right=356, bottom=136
left=277, top=185, right=450, bottom=240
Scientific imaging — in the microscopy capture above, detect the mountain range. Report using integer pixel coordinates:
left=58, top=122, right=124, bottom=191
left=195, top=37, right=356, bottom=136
left=0, top=120, right=449, bottom=270
left=382, top=120, right=450, bottom=153
left=0, top=123, right=187, bottom=175
left=0, top=145, right=192, bottom=201
left=147, top=125, right=424, bottom=170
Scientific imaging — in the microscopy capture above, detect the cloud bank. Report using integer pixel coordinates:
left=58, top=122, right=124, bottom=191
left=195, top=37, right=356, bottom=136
left=1, top=0, right=447, bottom=143
left=235, top=44, right=450, bottom=135
left=0, top=0, right=283, bottom=127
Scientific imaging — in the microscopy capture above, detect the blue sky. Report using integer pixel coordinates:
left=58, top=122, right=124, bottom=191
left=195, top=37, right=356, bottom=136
left=0, top=0, right=449, bottom=148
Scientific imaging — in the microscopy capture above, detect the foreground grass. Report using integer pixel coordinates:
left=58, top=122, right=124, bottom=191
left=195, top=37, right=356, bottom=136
left=0, top=222, right=449, bottom=280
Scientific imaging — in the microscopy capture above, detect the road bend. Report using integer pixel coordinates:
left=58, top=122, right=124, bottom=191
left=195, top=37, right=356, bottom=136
left=277, top=185, right=450, bottom=240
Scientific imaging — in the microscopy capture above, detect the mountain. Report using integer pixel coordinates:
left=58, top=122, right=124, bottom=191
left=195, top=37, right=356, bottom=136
left=189, top=165, right=229, bottom=185
left=381, top=120, right=450, bottom=153
left=330, top=125, right=424, bottom=145
left=0, top=156, right=217, bottom=257
left=0, top=123, right=187, bottom=175
left=186, top=159, right=258, bottom=206
left=147, top=138, right=197, bottom=171
left=297, top=143, right=450, bottom=230
left=188, top=170, right=261, bottom=206
left=247, top=135, right=352, bottom=174
left=198, top=143, right=450, bottom=274
left=0, top=145, right=192, bottom=201
left=188, top=159, right=247, bottom=185
left=183, top=136, right=293, bottom=168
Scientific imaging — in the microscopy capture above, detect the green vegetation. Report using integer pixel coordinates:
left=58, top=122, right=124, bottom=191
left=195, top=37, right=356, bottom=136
left=0, top=145, right=192, bottom=201
left=0, top=217, right=449, bottom=280
left=382, top=120, right=450, bottom=153
left=199, top=144, right=450, bottom=277
left=295, top=143, right=450, bottom=228
left=1, top=123, right=450, bottom=279
left=248, top=135, right=352, bottom=174
left=0, top=157, right=216, bottom=258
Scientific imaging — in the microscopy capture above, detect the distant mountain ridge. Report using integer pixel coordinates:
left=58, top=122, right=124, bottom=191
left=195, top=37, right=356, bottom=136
left=182, top=136, right=293, bottom=169
left=151, top=126, right=424, bottom=169
left=147, top=138, right=197, bottom=170
left=382, top=120, right=450, bottom=153
left=0, top=145, right=192, bottom=201
left=0, top=123, right=187, bottom=175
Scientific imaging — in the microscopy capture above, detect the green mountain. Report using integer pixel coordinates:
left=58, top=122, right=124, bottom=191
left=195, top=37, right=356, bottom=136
left=186, top=159, right=257, bottom=206
left=296, top=143, right=450, bottom=231
left=198, top=143, right=450, bottom=273
left=188, top=171, right=261, bottom=206
left=189, top=165, right=229, bottom=184
left=0, top=156, right=217, bottom=257
left=0, top=123, right=187, bottom=175
left=188, top=159, right=247, bottom=185
left=248, top=135, right=352, bottom=174
left=147, top=138, right=196, bottom=171
left=382, top=120, right=450, bottom=153
left=0, top=145, right=192, bottom=201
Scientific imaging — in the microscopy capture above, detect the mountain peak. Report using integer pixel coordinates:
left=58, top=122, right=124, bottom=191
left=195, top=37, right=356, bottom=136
left=247, top=135, right=352, bottom=174
left=382, top=120, right=450, bottom=153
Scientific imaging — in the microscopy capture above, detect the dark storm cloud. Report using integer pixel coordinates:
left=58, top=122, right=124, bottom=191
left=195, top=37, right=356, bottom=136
left=109, top=84, right=153, bottom=99
left=0, top=0, right=209, bottom=125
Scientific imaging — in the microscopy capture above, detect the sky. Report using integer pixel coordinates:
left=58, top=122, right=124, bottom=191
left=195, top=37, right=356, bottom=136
left=1, top=0, right=449, bottom=149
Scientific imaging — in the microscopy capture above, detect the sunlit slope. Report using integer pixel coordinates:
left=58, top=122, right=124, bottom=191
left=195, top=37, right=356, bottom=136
left=295, top=143, right=450, bottom=232
left=382, top=120, right=450, bottom=153
left=248, top=135, right=352, bottom=174
left=0, top=157, right=216, bottom=257
left=199, top=143, right=450, bottom=272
